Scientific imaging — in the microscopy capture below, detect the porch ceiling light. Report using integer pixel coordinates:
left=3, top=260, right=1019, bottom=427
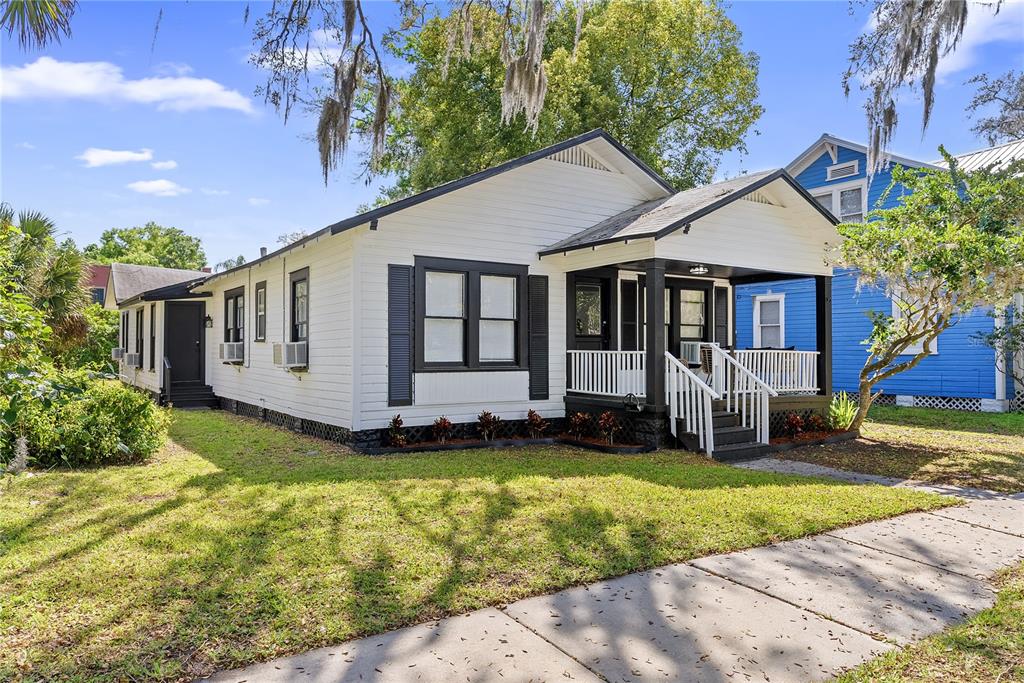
left=689, top=264, right=709, bottom=276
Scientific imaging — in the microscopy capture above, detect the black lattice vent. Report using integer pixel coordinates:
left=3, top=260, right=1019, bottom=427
left=219, top=397, right=236, bottom=412
left=300, top=418, right=352, bottom=444
left=266, top=409, right=301, bottom=432
left=846, top=392, right=896, bottom=407
left=564, top=407, right=640, bottom=443
left=235, top=401, right=264, bottom=420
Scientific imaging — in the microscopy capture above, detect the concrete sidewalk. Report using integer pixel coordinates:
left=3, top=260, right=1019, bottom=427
left=205, top=465, right=1023, bottom=683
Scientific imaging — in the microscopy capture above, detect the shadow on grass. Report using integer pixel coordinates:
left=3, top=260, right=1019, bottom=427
left=868, top=405, right=1024, bottom=437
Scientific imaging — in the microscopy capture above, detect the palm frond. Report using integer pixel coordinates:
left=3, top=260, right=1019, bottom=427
left=0, top=0, right=77, bottom=50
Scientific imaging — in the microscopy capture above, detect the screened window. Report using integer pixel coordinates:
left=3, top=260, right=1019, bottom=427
left=754, top=295, right=784, bottom=348
left=679, top=289, right=706, bottom=340
left=121, top=311, right=128, bottom=349
left=291, top=274, right=308, bottom=342
left=255, top=281, right=267, bottom=341
left=149, top=304, right=156, bottom=370
left=813, top=193, right=832, bottom=213
left=424, top=271, right=465, bottom=363
left=135, top=308, right=143, bottom=355
left=813, top=183, right=864, bottom=223
left=415, top=257, right=527, bottom=371
left=225, top=288, right=244, bottom=342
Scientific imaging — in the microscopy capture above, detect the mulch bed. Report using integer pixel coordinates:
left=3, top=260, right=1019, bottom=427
left=768, top=429, right=858, bottom=452
left=360, top=435, right=652, bottom=455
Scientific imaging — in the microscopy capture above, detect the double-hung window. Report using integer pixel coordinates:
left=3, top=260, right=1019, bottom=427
left=753, top=294, right=785, bottom=348
left=416, top=257, right=527, bottom=370
left=225, top=287, right=244, bottom=342
left=812, top=182, right=865, bottom=223
left=149, top=304, right=156, bottom=370
left=135, top=308, right=144, bottom=357
left=254, top=281, right=267, bottom=341
left=290, top=268, right=309, bottom=343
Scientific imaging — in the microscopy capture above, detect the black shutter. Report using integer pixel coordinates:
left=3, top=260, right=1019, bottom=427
left=714, top=286, right=729, bottom=346
left=528, top=275, right=549, bottom=400
left=620, top=280, right=638, bottom=351
left=388, top=265, right=414, bottom=406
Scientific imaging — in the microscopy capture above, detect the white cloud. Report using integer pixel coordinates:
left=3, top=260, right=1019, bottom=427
left=126, top=179, right=191, bottom=197
left=936, top=1, right=1024, bottom=82
left=1, top=57, right=255, bottom=114
left=151, top=160, right=178, bottom=170
left=16, top=142, right=35, bottom=150
left=248, top=197, right=271, bottom=206
left=76, top=147, right=153, bottom=167
left=153, top=61, right=194, bottom=77
left=201, top=188, right=229, bottom=196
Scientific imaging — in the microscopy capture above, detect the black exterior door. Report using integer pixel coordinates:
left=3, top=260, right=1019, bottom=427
left=165, top=302, right=204, bottom=384
left=573, top=276, right=611, bottom=350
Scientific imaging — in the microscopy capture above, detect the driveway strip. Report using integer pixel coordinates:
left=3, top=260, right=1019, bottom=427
left=204, top=462, right=1023, bottom=683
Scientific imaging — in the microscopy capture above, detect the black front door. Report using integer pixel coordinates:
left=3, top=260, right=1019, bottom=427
left=165, top=302, right=204, bottom=384
left=573, top=276, right=611, bottom=350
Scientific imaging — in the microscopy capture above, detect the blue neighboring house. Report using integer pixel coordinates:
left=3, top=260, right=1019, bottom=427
left=735, top=134, right=1024, bottom=413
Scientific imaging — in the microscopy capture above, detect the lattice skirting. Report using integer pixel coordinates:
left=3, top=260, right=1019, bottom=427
left=842, top=392, right=896, bottom=406
left=1011, top=393, right=1023, bottom=413
left=767, top=408, right=826, bottom=438
left=904, top=395, right=983, bottom=411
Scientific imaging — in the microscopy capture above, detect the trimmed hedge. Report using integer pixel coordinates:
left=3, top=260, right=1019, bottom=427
left=2, top=379, right=169, bottom=468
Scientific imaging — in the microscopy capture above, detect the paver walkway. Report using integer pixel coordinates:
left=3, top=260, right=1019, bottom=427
left=205, top=460, right=1024, bottom=683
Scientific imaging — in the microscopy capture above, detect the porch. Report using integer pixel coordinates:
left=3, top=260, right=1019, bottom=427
left=559, top=259, right=833, bottom=460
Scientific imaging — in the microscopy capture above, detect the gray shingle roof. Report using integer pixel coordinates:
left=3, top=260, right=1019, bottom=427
left=542, top=169, right=782, bottom=254
left=110, top=263, right=208, bottom=304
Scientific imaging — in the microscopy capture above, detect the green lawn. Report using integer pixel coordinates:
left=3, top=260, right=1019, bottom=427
left=782, top=406, right=1024, bottom=493
left=1, top=410, right=948, bottom=681
left=837, top=562, right=1024, bottom=682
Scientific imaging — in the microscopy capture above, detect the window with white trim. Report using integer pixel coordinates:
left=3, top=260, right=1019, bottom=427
left=753, top=294, right=785, bottom=348
left=812, top=181, right=866, bottom=223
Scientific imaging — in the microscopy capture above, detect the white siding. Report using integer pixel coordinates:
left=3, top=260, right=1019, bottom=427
left=118, top=301, right=163, bottom=394
left=199, top=232, right=355, bottom=429
left=355, top=158, right=653, bottom=429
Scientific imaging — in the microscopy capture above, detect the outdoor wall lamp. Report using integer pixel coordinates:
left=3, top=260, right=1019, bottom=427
left=689, top=264, right=709, bottom=276
left=204, top=314, right=214, bottom=328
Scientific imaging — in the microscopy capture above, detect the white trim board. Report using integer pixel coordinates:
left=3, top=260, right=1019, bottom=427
left=753, top=293, right=785, bottom=348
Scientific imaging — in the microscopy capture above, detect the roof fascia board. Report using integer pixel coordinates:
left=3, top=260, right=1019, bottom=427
left=787, top=133, right=941, bottom=176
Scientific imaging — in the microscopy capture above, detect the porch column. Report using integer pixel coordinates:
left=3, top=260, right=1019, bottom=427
left=815, top=275, right=832, bottom=396
left=644, top=259, right=666, bottom=409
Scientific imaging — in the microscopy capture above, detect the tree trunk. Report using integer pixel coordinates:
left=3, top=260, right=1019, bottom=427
left=850, top=384, right=876, bottom=431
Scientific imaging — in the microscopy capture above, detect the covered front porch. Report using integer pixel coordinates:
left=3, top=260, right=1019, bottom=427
left=538, top=169, right=838, bottom=458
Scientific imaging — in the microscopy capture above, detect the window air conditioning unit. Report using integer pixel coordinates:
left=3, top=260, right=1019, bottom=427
left=124, top=352, right=141, bottom=368
left=219, top=342, right=245, bottom=364
left=273, top=341, right=308, bottom=369
left=111, top=347, right=125, bottom=360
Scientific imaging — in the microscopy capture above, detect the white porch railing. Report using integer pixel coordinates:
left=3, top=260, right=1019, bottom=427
left=566, top=350, right=646, bottom=397
left=704, top=344, right=777, bottom=445
left=666, top=352, right=719, bottom=453
left=733, top=350, right=819, bottom=394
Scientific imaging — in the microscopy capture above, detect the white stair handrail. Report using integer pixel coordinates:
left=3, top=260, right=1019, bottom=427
left=703, top=344, right=777, bottom=444
left=665, top=352, right=720, bottom=455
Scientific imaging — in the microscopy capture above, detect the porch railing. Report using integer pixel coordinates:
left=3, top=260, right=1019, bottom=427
left=733, top=350, right=819, bottom=394
left=666, top=352, right=719, bottom=454
left=704, top=344, right=777, bottom=445
left=566, top=350, right=646, bottom=397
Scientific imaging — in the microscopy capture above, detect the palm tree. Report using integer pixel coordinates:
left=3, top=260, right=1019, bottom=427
left=0, top=0, right=76, bottom=50
left=0, top=205, right=89, bottom=354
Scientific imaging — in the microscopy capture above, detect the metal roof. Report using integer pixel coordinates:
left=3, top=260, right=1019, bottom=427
left=937, top=138, right=1024, bottom=172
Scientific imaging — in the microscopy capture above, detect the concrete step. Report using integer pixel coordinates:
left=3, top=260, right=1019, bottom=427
left=711, top=411, right=740, bottom=428
left=713, top=425, right=758, bottom=446
left=712, top=441, right=770, bottom=462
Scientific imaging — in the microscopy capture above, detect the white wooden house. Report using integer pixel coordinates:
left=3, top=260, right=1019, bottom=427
left=114, top=130, right=839, bottom=458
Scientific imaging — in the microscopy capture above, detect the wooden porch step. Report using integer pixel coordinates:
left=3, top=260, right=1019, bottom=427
left=711, top=441, right=770, bottom=462
left=713, top=424, right=757, bottom=446
left=711, top=411, right=741, bottom=428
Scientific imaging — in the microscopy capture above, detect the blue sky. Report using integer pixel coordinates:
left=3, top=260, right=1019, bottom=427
left=2, top=1, right=1022, bottom=266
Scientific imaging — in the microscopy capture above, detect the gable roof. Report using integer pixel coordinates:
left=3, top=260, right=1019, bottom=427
left=110, top=263, right=209, bottom=305
left=786, top=133, right=941, bottom=176
left=200, top=129, right=674, bottom=284
left=935, top=138, right=1024, bottom=172
left=539, top=169, right=836, bottom=256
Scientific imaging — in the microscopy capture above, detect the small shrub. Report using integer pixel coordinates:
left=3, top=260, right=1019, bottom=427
left=782, top=412, right=804, bottom=438
left=828, top=391, right=858, bottom=431
left=806, top=413, right=828, bottom=432
left=477, top=410, right=502, bottom=441
left=597, top=411, right=620, bottom=445
left=432, top=416, right=453, bottom=444
left=568, top=412, right=592, bottom=440
left=525, top=409, right=548, bottom=438
left=387, top=414, right=407, bottom=447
